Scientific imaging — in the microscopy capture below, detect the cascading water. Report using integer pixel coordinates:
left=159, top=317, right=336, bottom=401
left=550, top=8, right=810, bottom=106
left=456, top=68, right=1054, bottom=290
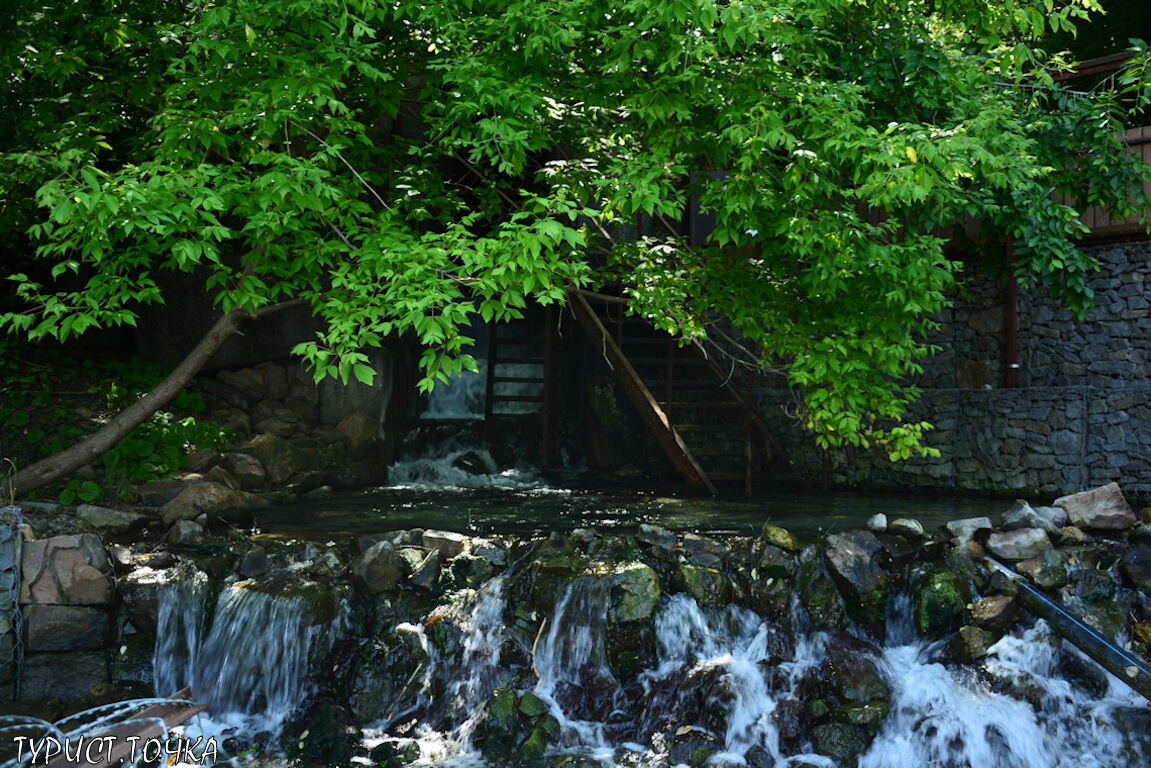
left=374, top=580, right=1147, bottom=768
left=421, top=361, right=489, bottom=420
left=153, top=578, right=344, bottom=739
left=861, top=600, right=1146, bottom=768
left=445, top=576, right=511, bottom=747
left=532, top=579, right=619, bottom=753
left=387, top=441, right=546, bottom=490
left=152, top=570, right=210, bottom=701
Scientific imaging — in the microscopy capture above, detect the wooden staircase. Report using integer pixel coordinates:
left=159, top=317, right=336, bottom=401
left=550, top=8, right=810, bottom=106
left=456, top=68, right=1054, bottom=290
left=567, top=289, right=775, bottom=495
left=483, top=306, right=555, bottom=469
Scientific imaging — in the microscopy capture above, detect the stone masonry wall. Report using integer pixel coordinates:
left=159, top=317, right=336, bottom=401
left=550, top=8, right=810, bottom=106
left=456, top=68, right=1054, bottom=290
left=756, top=239, right=1151, bottom=497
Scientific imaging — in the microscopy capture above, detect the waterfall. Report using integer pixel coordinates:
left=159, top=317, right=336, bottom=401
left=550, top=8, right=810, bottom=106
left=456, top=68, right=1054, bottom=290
left=387, top=441, right=546, bottom=490
left=152, top=571, right=209, bottom=700
left=447, top=577, right=510, bottom=747
left=421, top=360, right=489, bottom=420
left=859, top=619, right=1143, bottom=768
left=153, top=579, right=343, bottom=736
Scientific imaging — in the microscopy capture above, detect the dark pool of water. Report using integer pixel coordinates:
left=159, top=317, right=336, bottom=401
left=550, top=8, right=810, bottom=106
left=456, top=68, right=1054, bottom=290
left=247, top=482, right=1009, bottom=544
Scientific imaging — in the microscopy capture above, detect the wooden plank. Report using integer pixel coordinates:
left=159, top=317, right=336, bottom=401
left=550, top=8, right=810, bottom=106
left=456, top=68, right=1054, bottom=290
left=46, top=689, right=207, bottom=768
left=568, top=289, right=716, bottom=494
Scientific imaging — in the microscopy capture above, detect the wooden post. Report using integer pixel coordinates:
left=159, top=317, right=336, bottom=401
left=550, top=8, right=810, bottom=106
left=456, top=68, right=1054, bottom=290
left=541, top=306, right=554, bottom=471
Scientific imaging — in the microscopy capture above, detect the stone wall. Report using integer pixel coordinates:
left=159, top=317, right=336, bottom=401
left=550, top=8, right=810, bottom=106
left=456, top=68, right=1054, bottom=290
left=756, top=239, right=1151, bottom=497
left=0, top=507, right=20, bottom=695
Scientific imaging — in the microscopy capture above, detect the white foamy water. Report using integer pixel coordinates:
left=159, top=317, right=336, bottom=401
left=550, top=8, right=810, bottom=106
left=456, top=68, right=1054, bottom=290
left=421, top=361, right=489, bottom=420
left=153, top=580, right=343, bottom=739
left=387, top=443, right=547, bottom=490
left=860, top=617, right=1144, bottom=768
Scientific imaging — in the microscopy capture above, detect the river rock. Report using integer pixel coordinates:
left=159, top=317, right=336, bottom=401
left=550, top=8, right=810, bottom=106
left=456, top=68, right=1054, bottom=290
left=1069, top=568, right=1118, bottom=602
left=913, top=569, right=967, bottom=640
left=797, top=547, right=848, bottom=629
left=353, top=540, right=405, bottom=594
left=226, top=453, right=267, bottom=490
left=441, top=553, right=494, bottom=590
left=638, top=523, right=677, bottom=550
left=240, top=433, right=301, bottom=486
left=952, top=625, right=995, bottom=662
left=761, top=524, right=800, bottom=553
left=239, top=546, right=270, bottom=578
left=756, top=542, right=796, bottom=580
left=1120, top=544, right=1151, bottom=596
left=24, top=605, right=110, bottom=651
left=971, top=595, right=1019, bottom=634
left=866, top=513, right=887, bottom=533
left=945, top=517, right=993, bottom=543
left=824, top=531, right=889, bottom=636
left=158, top=481, right=252, bottom=525
left=75, top=504, right=146, bottom=534
left=683, top=534, right=726, bottom=569
left=1015, top=549, right=1068, bottom=589
left=21, top=533, right=113, bottom=605
left=1054, top=482, right=1137, bottom=531
left=408, top=550, right=442, bottom=590
left=422, top=530, right=468, bottom=560
left=135, top=478, right=186, bottom=506
left=986, top=527, right=1052, bottom=561
left=1002, top=500, right=1067, bottom=534
left=166, top=519, right=204, bottom=546
left=675, top=564, right=730, bottom=609
left=888, top=518, right=925, bottom=539
left=609, top=562, right=661, bottom=622
left=471, top=537, right=508, bottom=566
left=1058, top=525, right=1092, bottom=545
left=812, top=722, right=870, bottom=766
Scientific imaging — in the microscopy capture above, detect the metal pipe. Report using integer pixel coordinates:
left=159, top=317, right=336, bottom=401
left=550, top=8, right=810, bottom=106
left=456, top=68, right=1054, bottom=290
left=982, top=556, right=1151, bottom=701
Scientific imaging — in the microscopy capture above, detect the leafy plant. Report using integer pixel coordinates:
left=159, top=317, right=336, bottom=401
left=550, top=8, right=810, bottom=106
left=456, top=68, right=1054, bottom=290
left=1, top=0, right=1150, bottom=493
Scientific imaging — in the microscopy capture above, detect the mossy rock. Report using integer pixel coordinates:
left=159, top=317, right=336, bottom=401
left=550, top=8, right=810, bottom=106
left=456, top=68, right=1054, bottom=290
left=812, top=721, right=869, bottom=765
left=913, top=569, right=967, bottom=640
left=480, top=687, right=521, bottom=758
left=761, top=524, right=801, bottom=552
left=674, top=563, right=730, bottom=609
left=796, top=549, right=848, bottom=629
left=755, top=542, right=796, bottom=580
left=348, top=626, right=429, bottom=723
left=441, top=554, right=495, bottom=591
left=609, top=562, right=661, bottom=623
left=833, top=700, right=889, bottom=737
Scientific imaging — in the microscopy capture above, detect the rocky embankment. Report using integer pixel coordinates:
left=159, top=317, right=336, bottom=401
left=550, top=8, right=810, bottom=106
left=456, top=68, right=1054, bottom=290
left=7, top=482, right=1151, bottom=766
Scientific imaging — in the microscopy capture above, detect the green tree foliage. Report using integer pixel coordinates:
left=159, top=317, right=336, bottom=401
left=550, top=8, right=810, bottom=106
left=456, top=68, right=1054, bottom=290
left=3, top=0, right=1151, bottom=479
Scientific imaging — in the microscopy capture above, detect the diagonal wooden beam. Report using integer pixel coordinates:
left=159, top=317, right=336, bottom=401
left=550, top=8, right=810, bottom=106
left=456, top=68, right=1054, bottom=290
left=567, top=289, right=716, bottom=495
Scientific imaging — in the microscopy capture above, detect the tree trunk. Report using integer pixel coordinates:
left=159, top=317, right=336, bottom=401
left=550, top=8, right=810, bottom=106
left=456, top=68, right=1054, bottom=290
left=10, top=300, right=304, bottom=500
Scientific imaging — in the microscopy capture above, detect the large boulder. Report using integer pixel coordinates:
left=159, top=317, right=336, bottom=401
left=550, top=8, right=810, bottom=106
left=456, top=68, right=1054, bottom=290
left=75, top=504, right=147, bottom=534
left=1120, top=544, right=1151, bottom=597
left=824, top=531, right=889, bottom=637
left=158, top=481, right=253, bottom=525
left=353, top=541, right=406, bottom=595
left=912, top=569, right=967, bottom=640
left=986, top=527, right=1052, bottom=561
left=609, top=562, right=661, bottom=623
left=1054, top=482, right=1137, bottom=531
